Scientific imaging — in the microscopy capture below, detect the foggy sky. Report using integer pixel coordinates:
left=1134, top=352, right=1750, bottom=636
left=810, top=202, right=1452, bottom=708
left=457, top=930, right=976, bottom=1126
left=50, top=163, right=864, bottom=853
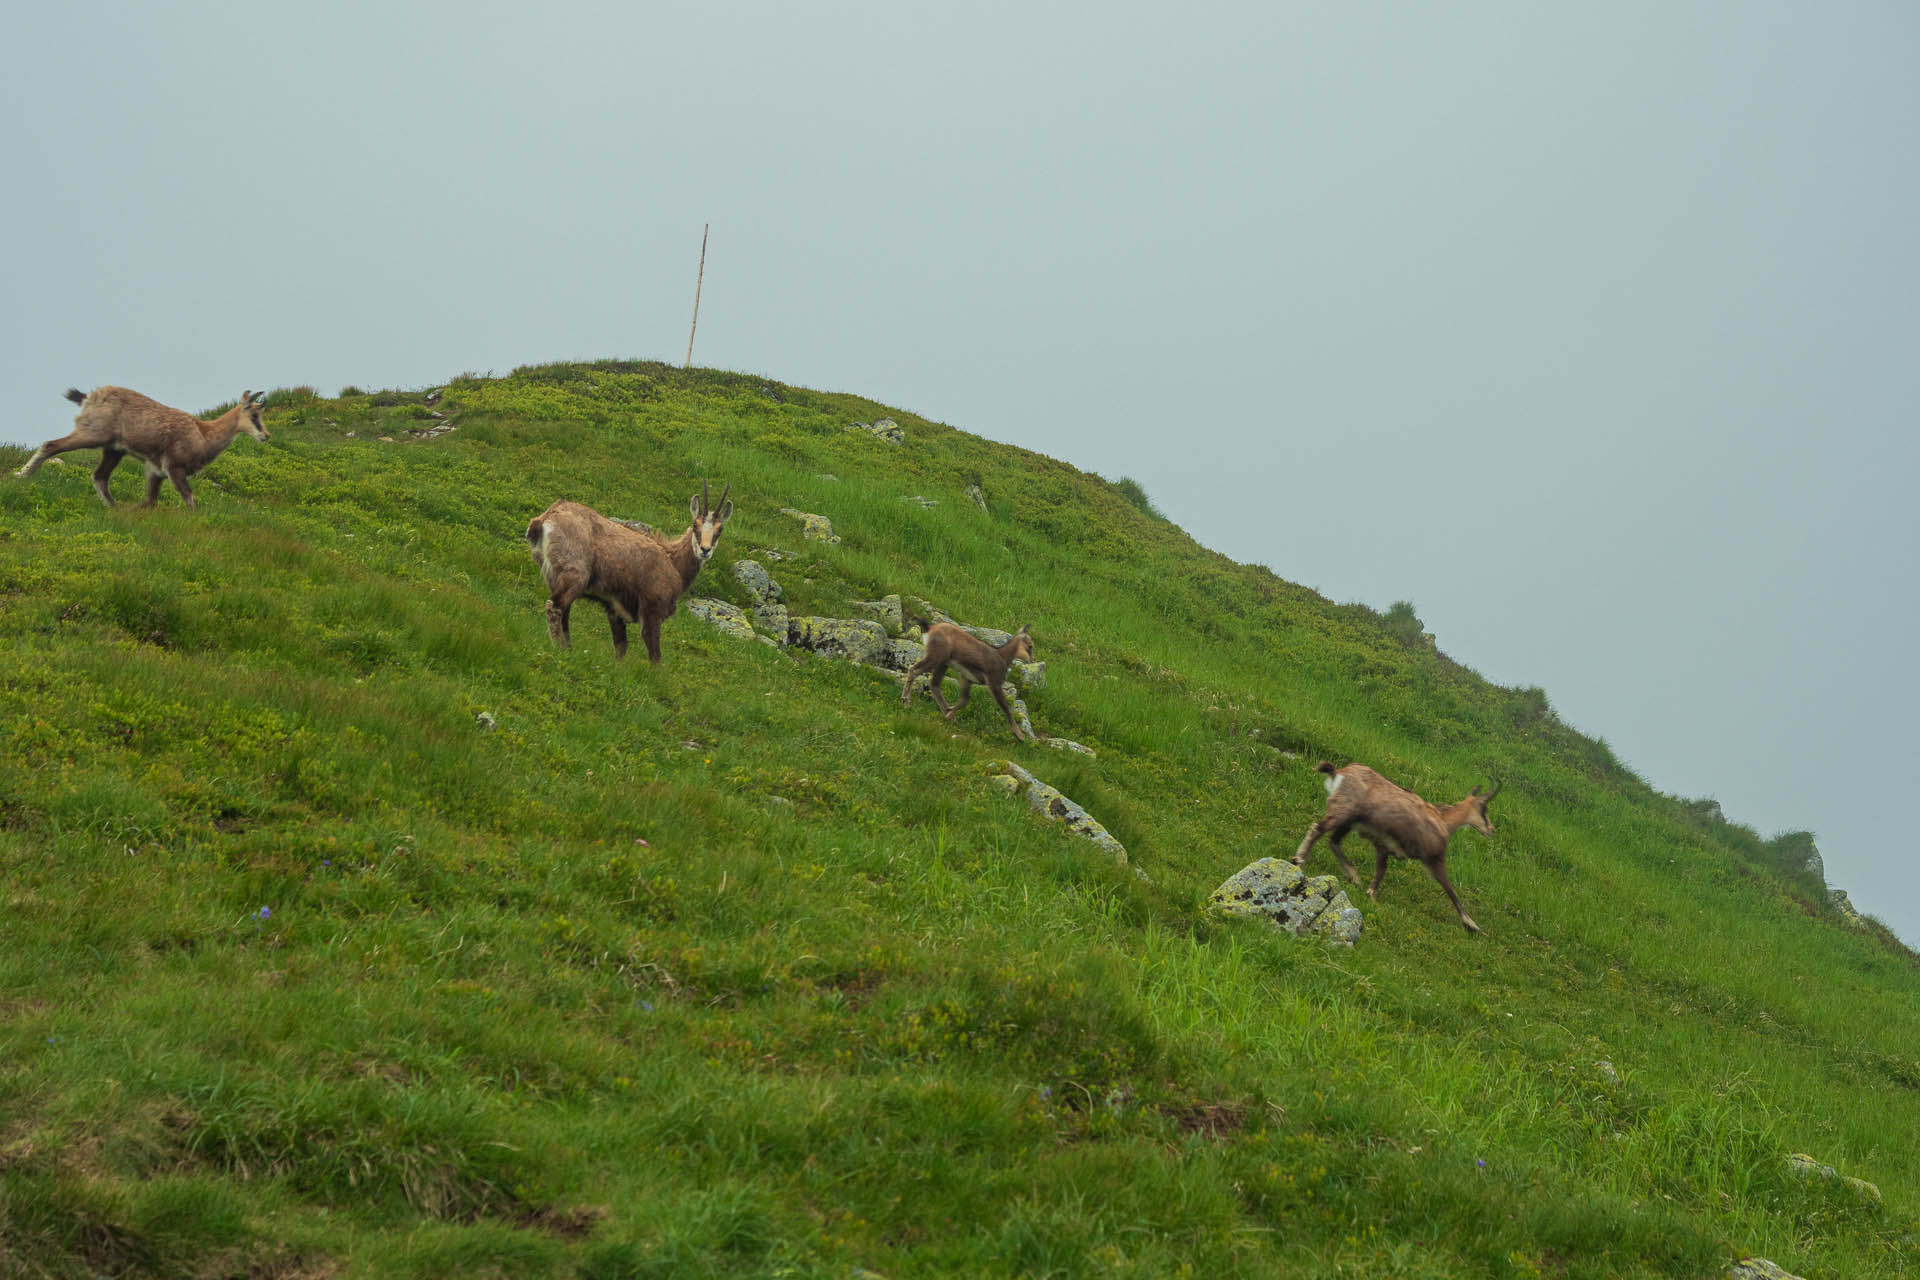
left=4, top=2, right=1914, bottom=942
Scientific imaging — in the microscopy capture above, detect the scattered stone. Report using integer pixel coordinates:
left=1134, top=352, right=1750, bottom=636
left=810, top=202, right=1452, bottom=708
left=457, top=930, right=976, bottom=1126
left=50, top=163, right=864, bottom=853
left=1784, top=1152, right=1880, bottom=1202
left=683, top=598, right=755, bottom=641
left=1729, top=1259, right=1806, bottom=1280
left=46, top=457, right=65, bottom=467
left=1211, top=857, right=1364, bottom=946
left=788, top=616, right=890, bottom=665
left=754, top=547, right=800, bottom=562
left=902, top=495, right=938, bottom=508
left=474, top=711, right=497, bottom=731
left=966, top=482, right=987, bottom=512
left=1008, top=696, right=1036, bottom=741
left=987, top=774, right=1022, bottom=797
left=817, top=473, right=839, bottom=483
left=751, top=602, right=790, bottom=643
left=990, top=761, right=1128, bottom=865
left=732, top=559, right=783, bottom=605
left=1010, top=659, right=1045, bottom=690
left=846, top=418, right=904, bottom=445
left=1827, top=888, right=1871, bottom=930
left=779, top=508, right=841, bottom=544
left=849, top=594, right=905, bottom=635
left=1040, top=737, right=1095, bottom=757
left=1593, top=1060, right=1620, bottom=1084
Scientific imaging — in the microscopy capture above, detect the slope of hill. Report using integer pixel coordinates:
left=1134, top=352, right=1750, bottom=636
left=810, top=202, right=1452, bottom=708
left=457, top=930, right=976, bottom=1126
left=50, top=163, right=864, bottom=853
left=1, top=362, right=1913, bottom=1278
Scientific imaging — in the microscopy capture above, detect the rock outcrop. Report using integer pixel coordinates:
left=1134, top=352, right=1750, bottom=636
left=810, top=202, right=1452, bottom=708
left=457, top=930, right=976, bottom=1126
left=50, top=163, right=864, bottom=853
left=1784, top=1152, right=1880, bottom=1202
left=847, top=418, right=904, bottom=445
left=788, top=617, right=890, bottom=666
left=1827, top=888, right=1871, bottom=930
left=1210, top=857, right=1364, bottom=946
left=989, top=761, right=1127, bottom=865
left=683, top=598, right=754, bottom=642
left=732, top=559, right=782, bottom=605
left=779, top=509, right=841, bottom=544
left=1728, top=1260, right=1805, bottom=1280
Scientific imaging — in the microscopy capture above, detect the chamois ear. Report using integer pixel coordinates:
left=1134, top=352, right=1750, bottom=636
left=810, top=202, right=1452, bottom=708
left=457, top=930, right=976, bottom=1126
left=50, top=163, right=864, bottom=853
left=1017, top=623, right=1030, bottom=637
left=240, top=390, right=256, bottom=405
left=689, top=493, right=703, bottom=522
left=717, top=499, right=733, bottom=522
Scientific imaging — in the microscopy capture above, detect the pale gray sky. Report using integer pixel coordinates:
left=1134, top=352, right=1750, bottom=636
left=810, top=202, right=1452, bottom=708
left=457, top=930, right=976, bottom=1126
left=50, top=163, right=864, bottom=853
left=5, top=2, right=1915, bottom=942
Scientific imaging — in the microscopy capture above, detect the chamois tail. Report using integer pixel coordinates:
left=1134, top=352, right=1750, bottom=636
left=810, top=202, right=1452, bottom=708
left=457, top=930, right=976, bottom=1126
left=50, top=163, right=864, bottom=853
left=63, top=388, right=86, bottom=406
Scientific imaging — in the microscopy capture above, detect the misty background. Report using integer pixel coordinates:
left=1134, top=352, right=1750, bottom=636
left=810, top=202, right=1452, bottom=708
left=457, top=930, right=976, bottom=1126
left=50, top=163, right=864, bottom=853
left=4, top=2, right=1914, bottom=942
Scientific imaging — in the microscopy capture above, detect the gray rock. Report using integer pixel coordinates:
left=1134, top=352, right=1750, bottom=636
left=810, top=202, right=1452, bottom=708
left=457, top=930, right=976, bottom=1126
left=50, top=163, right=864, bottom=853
left=1594, top=1060, right=1620, bottom=1084
left=474, top=711, right=497, bottom=731
left=902, top=494, right=938, bottom=508
left=991, top=761, right=1127, bottom=865
left=751, top=602, right=789, bottom=643
left=683, top=597, right=754, bottom=641
left=1828, top=888, right=1871, bottom=930
left=1801, top=841, right=1825, bottom=883
left=1784, top=1152, right=1880, bottom=1202
left=965, top=482, right=988, bottom=512
left=755, top=546, right=800, bottom=562
left=779, top=508, right=841, bottom=544
left=1040, top=737, right=1095, bottom=757
left=1009, top=696, right=1035, bottom=741
left=846, top=418, right=903, bottom=445
left=878, top=638, right=926, bottom=672
left=961, top=623, right=1015, bottom=648
left=788, top=617, right=890, bottom=665
left=1010, top=660, right=1045, bottom=690
left=1210, top=857, right=1364, bottom=946
left=849, top=594, right=905, bottom=635
left=1729, top=1259, right=1806, bottom=1280
left=732, top=559, right=782, bottom=604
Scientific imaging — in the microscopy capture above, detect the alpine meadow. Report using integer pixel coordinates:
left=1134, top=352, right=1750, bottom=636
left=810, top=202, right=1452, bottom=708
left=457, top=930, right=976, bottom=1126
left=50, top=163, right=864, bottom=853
left=0, top=362, right=1913, bottom=1278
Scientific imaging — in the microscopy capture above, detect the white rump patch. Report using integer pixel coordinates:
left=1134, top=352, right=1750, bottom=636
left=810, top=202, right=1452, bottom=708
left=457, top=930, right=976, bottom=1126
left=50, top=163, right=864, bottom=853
left=1323, top=772, right=1344, bottom=798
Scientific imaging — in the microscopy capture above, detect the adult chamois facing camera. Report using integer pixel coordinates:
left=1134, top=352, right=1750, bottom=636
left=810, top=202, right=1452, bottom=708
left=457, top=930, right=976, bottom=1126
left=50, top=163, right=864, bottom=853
left=901, top=618, right=1034, bottom=741
left=1295, top=761, right=1500, bottom=933
left=527, top=482, right=733, bottom=665
left=16, top=386, right=270, bottom=509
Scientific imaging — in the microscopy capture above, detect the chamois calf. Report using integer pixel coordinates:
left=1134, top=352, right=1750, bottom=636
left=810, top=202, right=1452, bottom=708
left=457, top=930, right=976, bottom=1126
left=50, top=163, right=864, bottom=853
left=16, top=387, right=270, bottom=509
left=1294, top=761, right=1499, bottom=933
left=526, top=483, right=732, bottom=664
left=901, top=618, right=1034, bottom=741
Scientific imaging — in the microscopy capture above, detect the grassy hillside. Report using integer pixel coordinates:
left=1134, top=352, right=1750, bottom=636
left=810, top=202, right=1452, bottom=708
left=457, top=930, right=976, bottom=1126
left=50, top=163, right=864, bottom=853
left=1, top=362, right=1913, bottom=1278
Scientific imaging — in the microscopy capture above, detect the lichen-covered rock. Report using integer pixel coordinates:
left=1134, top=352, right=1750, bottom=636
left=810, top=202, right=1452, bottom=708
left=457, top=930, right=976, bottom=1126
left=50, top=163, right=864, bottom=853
left=1784, top=1152, right=1881, bottom=1201
left=846, top=418, right=903, bottom=445
left=1211, top=857, right=1363, bottom=946
left=902, top=494, right=938, bottom=508
left=1041, top=737, right=1095, bottom=757
left=849, top=595, right=905, bottom=635
left=990, top=761, right=1127, bottom=865
left=752, top=602, right=789, bottom=644
left=788, top=617, right=889, bottom=665
left=779, top=508, right=841, bottom=544
left=878, top=638, right=925, bottom=672
left=1729, top=1259, right=1806, bottom=1280
left=1827, top=888, right=1870, bottom=930
left=732, top=559, right=782, bottom=604
left=1009, top=696, right=1036, bottom=741
left=1010, top=660, right=1045, bottom=690
left=683, top=598, right=754, bottom=641
left=961, top=623, right=1015, bottom=647
left=966, top=482, right=988, bottom=512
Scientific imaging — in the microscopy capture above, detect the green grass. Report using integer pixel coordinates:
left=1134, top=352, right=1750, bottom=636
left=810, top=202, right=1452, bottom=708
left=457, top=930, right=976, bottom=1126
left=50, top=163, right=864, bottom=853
left=0, top=361, right=1913, bottom=1277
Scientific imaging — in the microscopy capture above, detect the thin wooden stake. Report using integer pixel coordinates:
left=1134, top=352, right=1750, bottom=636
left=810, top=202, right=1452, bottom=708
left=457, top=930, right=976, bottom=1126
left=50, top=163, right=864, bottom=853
left=685, top=223, right=709, bottom=367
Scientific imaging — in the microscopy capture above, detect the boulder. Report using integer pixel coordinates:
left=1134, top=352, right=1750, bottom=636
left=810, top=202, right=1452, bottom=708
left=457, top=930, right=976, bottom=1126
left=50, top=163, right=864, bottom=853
left=846, top=418, right=903, bottom=445
left=1040, top=737, right=1095, bottom=757
left=990, top=761, right=1127, bottom=865
left=1729, top=1259, right=1806, bottom=1280
left=1210, top=857, right=1364, bottom=946
left=1784, top=1152, right=1880, bottom=1202
left=779, top=508, right=841, bottom=544
left=788, top=617, right=889, bottom=665
left=683, top=598, right=754, bottom=641
left=752, top=602, right=790, bottom=644
left=849, top=594, right=905, bottom=635
left=878, top=638, right=926, bottom=672
left=966, top=482, right=988, bottom=512
left=732, top=559, right=782, bottom=604
left=1010, top=659, right=1045, bottom=690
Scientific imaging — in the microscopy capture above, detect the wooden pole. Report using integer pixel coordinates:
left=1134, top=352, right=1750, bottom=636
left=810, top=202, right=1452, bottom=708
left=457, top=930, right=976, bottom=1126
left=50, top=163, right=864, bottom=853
left=685, top=223, right=709, bottom=367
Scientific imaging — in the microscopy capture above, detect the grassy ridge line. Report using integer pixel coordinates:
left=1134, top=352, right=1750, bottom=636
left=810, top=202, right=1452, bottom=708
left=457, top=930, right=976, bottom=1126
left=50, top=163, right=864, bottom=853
left=0, top=361, right=1912, bottom=1277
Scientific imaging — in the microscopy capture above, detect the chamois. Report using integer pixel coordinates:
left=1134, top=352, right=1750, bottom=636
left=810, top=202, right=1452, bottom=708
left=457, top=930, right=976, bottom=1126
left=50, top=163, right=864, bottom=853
left=526, top=482, right=732, bottom=664
left=901, top=618, right=1034, bottom=741
left=1295, top=761, right=1499, bottom=933
left=15, top=387, right=270, bottom=509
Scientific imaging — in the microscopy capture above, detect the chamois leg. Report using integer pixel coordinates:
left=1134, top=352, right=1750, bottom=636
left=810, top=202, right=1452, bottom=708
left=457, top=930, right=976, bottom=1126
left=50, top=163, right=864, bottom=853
left=1425, top=857, right=1480, bottom=934
left=544, top=579, right=583, bottom=648
left=1324, top=823, right=1361, bottom=884
left=641, top=610, right=664, bottom=665
left=942, top=673, right=975, bottom=720
left=925, top=663, right=955, bottom=716
left=14, top=431, right=97, bottom=478
left=901, top=655, right=935, bottom=706
left=164, top=464, right=196, bottom=510
left=602, top=605, right=629, bottom=659
left=1368, top=842, right=1390, bottom=900
left=1293, top=818, right=1333, bottom=866
left=91, top=447, right=125, bottom=507
left=988, top=678, right=1027, bottom=741
left=140, top=464, right=165, bottom=509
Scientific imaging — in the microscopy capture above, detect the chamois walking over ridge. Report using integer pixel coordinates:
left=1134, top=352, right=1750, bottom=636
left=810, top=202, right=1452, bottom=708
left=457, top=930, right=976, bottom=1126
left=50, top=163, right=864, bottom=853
left=901, top=618, right=1034, bottom=741
left=16, top=386, right=270, bottom=509
left=1295, top=761, right=1499, bottom=933
left=527, top=482, right=732, bottom=664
